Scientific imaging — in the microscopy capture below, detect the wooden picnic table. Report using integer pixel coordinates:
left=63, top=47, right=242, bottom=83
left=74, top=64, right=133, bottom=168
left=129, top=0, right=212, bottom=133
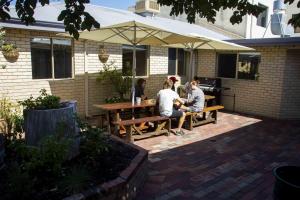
left=94, top=95, right=215, bottom=134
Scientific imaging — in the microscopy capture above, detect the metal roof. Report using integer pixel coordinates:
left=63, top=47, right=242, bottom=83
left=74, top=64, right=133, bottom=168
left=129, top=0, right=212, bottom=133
left=227, top=37, right=300, bottom=47
left=0, top=3, right=230, bottom=40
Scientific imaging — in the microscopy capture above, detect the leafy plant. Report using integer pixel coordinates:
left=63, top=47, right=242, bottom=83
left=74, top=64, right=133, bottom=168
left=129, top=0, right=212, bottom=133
left=97, top=61, right=132, bottom=101
left=80, top=126, right=111, bottom=165
left=59, top=166, right=91, bottom=194
left=0, top=97, right=22, bottom=135
left=3, top=133, right=73, bottom=199
left=1, top=43, right=17, bottom=53
left=105, top=96, right=122, bottom=104
left=19, top=89, right=61, bottom=110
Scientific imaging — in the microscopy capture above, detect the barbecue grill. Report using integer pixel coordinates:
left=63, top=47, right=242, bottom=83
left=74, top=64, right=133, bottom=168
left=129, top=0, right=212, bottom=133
left=197, top=77, right=229, bottom=105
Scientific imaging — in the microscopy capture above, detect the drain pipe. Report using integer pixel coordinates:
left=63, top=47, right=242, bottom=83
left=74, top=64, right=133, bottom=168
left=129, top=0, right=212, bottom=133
left=84, top=40, right=89, bottom=118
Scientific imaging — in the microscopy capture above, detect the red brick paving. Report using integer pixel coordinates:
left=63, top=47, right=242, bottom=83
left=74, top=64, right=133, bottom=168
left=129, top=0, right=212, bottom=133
left=135, top=112, right=300, bottom=200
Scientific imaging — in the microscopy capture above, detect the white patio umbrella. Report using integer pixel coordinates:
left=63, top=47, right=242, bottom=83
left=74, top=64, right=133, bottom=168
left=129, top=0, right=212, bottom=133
left=59, top=20, right=201, bottom=106
left=164, top=33, right=255, bottom=80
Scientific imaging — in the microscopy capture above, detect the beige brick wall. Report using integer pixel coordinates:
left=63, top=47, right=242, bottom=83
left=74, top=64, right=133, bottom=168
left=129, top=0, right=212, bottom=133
left=279, top=49, right=300, bottom=119
left=0, top=28, right=172, bottom=117
left=197, top=46, right=300, bottom=119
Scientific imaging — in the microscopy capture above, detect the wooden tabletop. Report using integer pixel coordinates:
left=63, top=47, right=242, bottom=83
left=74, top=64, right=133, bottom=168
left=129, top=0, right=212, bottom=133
left=94, top=100, right=156, bottom=111
left=94, top=95, right=215, bottom=111
left=205, top=95, right=215, bottom=100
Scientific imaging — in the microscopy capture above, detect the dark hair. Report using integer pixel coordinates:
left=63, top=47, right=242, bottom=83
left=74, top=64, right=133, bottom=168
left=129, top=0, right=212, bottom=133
left=136, top=78, right=146, bottom=87
left=193, top=76, right=200, bottom=84
left=193, top=76, right=199, bottom=81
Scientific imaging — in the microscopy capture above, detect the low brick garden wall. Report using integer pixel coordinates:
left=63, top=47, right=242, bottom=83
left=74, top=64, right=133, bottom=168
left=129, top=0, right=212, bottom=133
left=63, top=135, right=148, bottom=200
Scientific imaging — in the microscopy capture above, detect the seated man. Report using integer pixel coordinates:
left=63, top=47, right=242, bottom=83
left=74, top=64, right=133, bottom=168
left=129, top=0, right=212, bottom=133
left=181, top=81, right=205, bottom=113
left=157, top=79, right=186, bottom=136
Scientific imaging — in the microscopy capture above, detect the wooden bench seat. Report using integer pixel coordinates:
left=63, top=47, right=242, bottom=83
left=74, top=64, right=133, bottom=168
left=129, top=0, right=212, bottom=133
left=113, top=116, right=171, bottom=142
left=185, top=105, right=224, bottom=130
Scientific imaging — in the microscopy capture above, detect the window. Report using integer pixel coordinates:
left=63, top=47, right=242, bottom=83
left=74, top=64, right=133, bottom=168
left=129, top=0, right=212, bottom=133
left=257, top=4, right=268, bottom=28
left=217, top=53, right=261, bottom=80
left=217, top=54, right=237, bottom=78
left=238, top=53, right=260, bottom=80
left=31, top=38, right=72, bottom=79
left=168, top=48, right=189, bottom=76
left=122, top=45, right=148, bottom=76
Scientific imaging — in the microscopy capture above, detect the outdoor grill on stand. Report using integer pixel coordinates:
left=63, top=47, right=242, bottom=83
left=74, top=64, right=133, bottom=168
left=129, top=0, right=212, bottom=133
left=197, top=77, right=230, bottom=106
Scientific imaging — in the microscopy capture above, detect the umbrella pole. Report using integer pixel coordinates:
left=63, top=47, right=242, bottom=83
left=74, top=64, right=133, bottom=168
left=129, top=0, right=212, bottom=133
left=189, top=50, right=194, bottom=80
left=132, top=24, right=137, bottom=119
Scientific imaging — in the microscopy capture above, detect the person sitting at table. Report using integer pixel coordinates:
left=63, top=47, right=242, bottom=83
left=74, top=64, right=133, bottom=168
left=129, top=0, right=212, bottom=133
left=134, top=78, right=147, bottom=100
left=180, top=81, right=205, bottom=113
left=157, top=79, right=186, bottom=136
left=169, top=76, right=178, bottom=91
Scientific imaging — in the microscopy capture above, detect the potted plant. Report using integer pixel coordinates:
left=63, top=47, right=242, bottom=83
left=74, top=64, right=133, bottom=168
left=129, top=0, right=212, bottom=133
left=19, top=89, right=78, bottom=146
left=273, top=166, right=300, bottom=200
left=1, top=43, right=19, bottom=62
left=98, top=45, right=109, bottom=63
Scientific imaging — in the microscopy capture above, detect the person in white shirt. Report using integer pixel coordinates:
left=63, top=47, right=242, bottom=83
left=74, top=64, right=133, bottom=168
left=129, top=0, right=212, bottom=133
left=157, top=79, right=186, bottom=136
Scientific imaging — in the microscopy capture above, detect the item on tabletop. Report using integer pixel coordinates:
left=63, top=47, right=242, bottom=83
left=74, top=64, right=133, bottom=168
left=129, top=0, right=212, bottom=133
left=135, top=97, right=141, bottom=105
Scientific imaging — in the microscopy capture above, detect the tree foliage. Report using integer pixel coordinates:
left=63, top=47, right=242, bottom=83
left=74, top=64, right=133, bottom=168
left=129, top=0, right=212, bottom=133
left=0, top=0, right=299, bottom=39
left=0, top=0, right=100, bottom=39
left=157, top=0, right=300, bottom=28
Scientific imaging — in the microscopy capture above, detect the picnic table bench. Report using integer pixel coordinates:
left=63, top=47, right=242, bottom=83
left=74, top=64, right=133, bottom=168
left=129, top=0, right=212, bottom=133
left=185, top=105, right=224, bottom=130
left=113, top=116, right=170, bottom=142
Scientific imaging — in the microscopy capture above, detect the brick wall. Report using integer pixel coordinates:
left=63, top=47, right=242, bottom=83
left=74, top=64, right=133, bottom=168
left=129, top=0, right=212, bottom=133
left=0, top=28, right=172, bottom=117
left=279, top=49, right=300, bottom=119
left=197, top=46, right=300, bottom=119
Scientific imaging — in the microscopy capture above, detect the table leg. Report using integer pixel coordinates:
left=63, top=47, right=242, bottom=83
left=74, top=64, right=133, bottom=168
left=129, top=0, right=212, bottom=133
left=106, top=111, right=111, bottom=134
left=114, top=110, right=121, bottom=135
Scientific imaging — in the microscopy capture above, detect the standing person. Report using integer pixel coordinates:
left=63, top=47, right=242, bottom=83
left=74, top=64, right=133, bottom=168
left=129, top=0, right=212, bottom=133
left=181, top=81, right=205, bottom=113
left=134, top=78, right=147, bottom=100
left=157, top=79, right=186, bottom=136
left=169, top=76, right=178, bottom=91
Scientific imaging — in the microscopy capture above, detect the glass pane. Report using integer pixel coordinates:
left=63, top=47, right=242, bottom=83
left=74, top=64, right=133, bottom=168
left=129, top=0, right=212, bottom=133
left=31, top=38, right=52, bottom=79
left=53, top=39, right=72, bottom=79
left=218, top=54, right=237, bottom=78
left=238, top=53, right=261, bottom=80
left=122, top=45, right=147, bottom=76
left=178, top=49, right=186, bottom=76
left=168, top=48, right=176, bottom=75
left=257, top=4, right=268, bottom=27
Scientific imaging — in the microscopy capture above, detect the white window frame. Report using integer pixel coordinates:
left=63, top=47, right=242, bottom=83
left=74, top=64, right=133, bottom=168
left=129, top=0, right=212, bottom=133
left=30, top=37, right=74, bottom=80
left=256, top=3, right=268, bottom=28
left=121, top=45, right=150, bottom=78
left=216, top=52, right=260, bottom=81
left=168, top=48, right=188, bottom=77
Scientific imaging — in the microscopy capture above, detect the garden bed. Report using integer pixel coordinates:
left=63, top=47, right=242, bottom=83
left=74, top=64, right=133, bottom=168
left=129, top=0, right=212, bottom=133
left=64, top=135, right=148, bottom=200
left=0, top=133, right=148, bottom=200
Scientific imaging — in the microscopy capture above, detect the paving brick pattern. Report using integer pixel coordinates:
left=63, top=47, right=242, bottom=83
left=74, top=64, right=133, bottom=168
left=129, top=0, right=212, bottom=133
left=135, top=112, right=300, bottom=200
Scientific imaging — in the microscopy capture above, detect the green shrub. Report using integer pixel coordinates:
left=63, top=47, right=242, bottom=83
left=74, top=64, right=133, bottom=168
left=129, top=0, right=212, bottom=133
left=0, top=97, right=22, bottom=135
left=1, top=117, right=114, bottom=199
left=19, top=89, right=61, bottom=110
left=97, top=61, right=132, bottom=101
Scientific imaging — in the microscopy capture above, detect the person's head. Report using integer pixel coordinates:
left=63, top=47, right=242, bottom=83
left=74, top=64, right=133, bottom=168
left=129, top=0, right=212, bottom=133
left=193, top=76, right=200, bottom=84
left=163, top=79, right=173, bottom=89
left=190, top=81, right=198, bottom=90
left=136, top=78, right=146, bottom=89
left=169, top=76, right=178, bottom=84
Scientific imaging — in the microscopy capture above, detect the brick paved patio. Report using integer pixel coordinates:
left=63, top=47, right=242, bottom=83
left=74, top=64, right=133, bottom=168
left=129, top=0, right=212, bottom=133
left=135, top=112, right=300, bottom=200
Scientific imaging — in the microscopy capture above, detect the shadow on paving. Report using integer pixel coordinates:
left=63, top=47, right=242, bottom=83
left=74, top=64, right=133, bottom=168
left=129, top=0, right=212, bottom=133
left=136, top=116, right=300, bottom=200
